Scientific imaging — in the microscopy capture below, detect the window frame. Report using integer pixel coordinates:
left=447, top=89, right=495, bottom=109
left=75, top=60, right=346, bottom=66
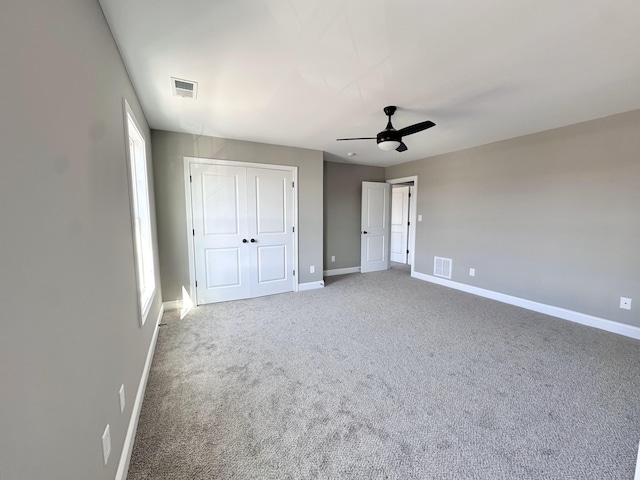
left=123, top=99, right=155, bottom=326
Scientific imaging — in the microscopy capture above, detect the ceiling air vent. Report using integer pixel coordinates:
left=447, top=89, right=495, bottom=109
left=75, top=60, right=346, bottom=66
left=434, top=256, right=452, bottom=279
left=171, top=77, right=197, bottom=99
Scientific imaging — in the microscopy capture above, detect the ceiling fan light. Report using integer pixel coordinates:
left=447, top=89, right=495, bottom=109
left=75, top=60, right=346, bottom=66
left=378, top=140, right=401, bottom=151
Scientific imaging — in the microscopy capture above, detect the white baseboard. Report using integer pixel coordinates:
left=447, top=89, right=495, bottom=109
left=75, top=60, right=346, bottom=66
left=115, top=304, right=164, bottom=480
left=323, top=266, right=361, bottom=277
left=635, top=439, right=640, bottom=480
left=412, top=272, right=640, bottom=340
left=298, top=281, right=325, bottom=291
left=162, top=300, right=181, bottom=311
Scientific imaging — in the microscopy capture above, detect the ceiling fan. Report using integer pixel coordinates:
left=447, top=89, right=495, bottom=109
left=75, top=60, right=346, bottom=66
left=337, top=106, right=435, bottom=152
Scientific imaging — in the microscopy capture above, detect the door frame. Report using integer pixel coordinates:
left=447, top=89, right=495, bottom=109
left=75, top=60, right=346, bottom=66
left=183, top=157, right=299, bottom=306
left=387, top=176, right=418, bottom=275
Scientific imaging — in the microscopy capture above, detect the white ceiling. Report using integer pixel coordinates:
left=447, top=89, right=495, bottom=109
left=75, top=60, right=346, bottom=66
left=99, top=0, right=640, bottom=167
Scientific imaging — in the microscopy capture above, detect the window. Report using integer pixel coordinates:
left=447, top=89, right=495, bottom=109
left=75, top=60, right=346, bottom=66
left=124, top=101, right=155, bottom=324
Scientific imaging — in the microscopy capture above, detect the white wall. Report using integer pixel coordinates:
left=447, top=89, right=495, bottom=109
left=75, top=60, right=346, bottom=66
left=0, top=1, right=162, bottom=478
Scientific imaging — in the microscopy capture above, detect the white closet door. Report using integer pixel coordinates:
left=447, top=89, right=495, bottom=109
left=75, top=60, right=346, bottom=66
left=190, top=163, right=295, bottom=305
left=246, top=168, right=294, bottom=297
left=390, top=185, right=410, bottom=263
left=361, top=181, right=391, bottom=273
left=191, top=164, right=250, bottom=304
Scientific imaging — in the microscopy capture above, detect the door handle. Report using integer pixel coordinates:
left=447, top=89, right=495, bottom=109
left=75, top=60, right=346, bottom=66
left=363, top=231, right=368, bottom=234
left=250, top=238, right=257, bottom=243
left=242, top=239, right=248, bottom=243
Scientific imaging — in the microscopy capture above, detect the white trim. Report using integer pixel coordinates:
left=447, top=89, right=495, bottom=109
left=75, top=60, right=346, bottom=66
left=386, top=175, right=418, bottom=184
left=635, top=438, right=640, bottom=480
left=387, top=176, right=418, bottom=273
left=411, top=271, right=640, bottom=340
left=323, top=266, right=361, bottom=277
left=183, top=157, right=299, bottom=305
left=162, top=300, right=181, bottom=311
left=184, top=157, right=296, bottom=171
left=115, top=304, right=163, bottom=480
left=123, top=99, right=156, bottom=327
left=183, top=160, right=197, bottom=306
left=293, top=167, right=299, bottom=293
left=298, top=281, right=325, bottom=291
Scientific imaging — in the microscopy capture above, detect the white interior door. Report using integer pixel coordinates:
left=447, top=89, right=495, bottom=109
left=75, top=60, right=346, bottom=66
left=246, top=167, right=294, bottom=298
left=361, top=181, right=391, bottom=273
left=390, top=185, right=410, bottom=264
left=191, top=163, right=250, bottom=303
left=190, top=163, right=295, bottom=304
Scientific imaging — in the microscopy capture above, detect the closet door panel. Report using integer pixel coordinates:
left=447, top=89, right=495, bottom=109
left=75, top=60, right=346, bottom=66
left=246, top=168, right=294, bottom=297
left=191, top=164, right=250, bottom=304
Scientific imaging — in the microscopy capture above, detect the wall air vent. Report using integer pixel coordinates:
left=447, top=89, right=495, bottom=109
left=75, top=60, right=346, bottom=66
left=171, top=77, right=197, bottom=99
left=434, top=256, right=452, bottom=279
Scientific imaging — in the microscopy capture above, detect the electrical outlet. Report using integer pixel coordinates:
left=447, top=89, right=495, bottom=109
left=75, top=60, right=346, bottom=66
left=119, top=385, right=126, bottom=413
left=310, top=265, right=315, bottom=274
left=469, top=268, right=475, bottom=277
left=102, top=425, right=111, bottom=465
left=331, top=256, right=335, bottom=262
left=620, top=297, right=632, bottom=310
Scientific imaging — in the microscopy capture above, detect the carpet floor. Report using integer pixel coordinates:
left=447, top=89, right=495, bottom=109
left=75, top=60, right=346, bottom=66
left=128, top=265, right=640, bottom=479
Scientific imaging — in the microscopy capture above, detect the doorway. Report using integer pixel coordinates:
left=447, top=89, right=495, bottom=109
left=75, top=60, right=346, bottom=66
left=390, top=184, right=411, bottom=264
left=388, top=176, right=418, bottom=275
left=184, top=158, right=298, bottom=305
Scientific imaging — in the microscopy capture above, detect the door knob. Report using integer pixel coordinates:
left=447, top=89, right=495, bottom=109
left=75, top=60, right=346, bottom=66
left=250, top=238, right=256, bottom=243
left=363, top=231, right=368, bottom=234
left=242, top=239, right=248, bottom=243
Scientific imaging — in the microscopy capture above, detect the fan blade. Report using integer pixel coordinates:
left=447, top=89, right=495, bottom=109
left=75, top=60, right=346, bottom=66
left=398, top=120, right=435, bottom=137
left=396, top=142, right=408, bottom=152
left=336, top=137, right=376, bottom=141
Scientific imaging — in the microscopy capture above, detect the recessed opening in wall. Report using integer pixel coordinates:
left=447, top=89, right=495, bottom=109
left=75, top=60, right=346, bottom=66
left=387, top=176, right=418, bottom=270
left=434, top=256, right=452, bottom=279
left=124, top=100, right=156, bottom=325
left=171, top=77, right=198, bottom=99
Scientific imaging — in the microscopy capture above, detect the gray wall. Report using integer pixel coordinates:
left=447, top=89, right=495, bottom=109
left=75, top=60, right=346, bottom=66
left=386, top=110, right=640, bottom=326
left=323, top=157, right=386, bottom=271
left=0, top=1, right=163, bottom=479
left=152, top=130, right=324, bottom=300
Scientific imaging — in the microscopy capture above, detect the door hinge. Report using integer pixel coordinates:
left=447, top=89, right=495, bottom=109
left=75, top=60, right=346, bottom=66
left=292, top=181, right=295, bottom=188
left=190, top=175, right=192, bottom=183
left=195, top=280, right=198, bottom=287
left=292, top=226, right=295, bottom=233
left=192, top=229, right=195, bottom=236
left=406, top=249, right=410, bottom=254
left=408, top=192, right=411, bottom=197
left=407, top=221, right=410, bottom=226
left=293, top=269, right=296, bottom=276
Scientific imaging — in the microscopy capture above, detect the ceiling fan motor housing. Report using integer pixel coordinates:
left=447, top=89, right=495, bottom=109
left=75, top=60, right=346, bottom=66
left=377, top=128, right=401, bottom=145
left=378, top=105, right=401, bottom=146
